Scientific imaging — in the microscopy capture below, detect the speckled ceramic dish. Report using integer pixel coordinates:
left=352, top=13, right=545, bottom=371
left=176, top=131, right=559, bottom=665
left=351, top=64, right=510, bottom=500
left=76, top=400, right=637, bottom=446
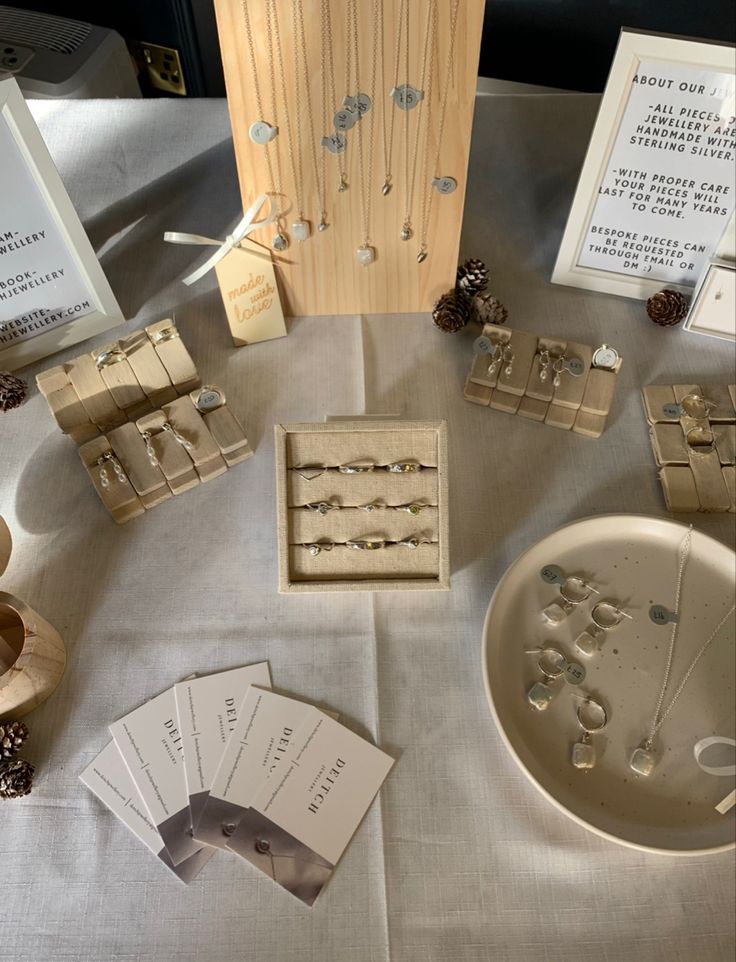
left=482, top=514, right=736, bottom=855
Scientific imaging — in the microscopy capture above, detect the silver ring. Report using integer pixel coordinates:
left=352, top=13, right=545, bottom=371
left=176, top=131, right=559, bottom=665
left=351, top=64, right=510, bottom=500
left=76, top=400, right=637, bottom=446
left=359, top=502, right=383, bottom=512
left=385, top=461, right=422, bottom=473
left=393, top=502, right=426, bottom=515
left=397, top=537, right=431, bottom=549
left=681, top=393, right=716, bottom=419
left=293, top=464, right=327, bottom=481
left=149, top=326, right=179, bottom=344
left=305, top=501, right=338, bottom=516
left=686, top=426, right=715, bottom=454
left=346, top=539, right=385, bottom=550
left=304, top=542, right=334, bottom=556
left=537, top=647, right=567, bottom=679
left=95, top=347, right=125, bottom=369
left=338, top=462, right=375, bottom=474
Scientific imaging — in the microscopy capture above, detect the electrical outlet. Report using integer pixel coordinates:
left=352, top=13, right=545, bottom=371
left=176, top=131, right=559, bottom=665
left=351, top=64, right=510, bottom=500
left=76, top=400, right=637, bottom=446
left=0, top=41, right=34, bottom=74
left=130, top=41, right=186, bottom=96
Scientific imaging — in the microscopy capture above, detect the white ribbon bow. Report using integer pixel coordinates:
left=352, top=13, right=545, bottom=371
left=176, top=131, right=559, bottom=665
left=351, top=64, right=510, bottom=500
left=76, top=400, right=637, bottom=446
left=694, top=736, right=736, bottom=814
left=163, top=193, right=276, bottom=286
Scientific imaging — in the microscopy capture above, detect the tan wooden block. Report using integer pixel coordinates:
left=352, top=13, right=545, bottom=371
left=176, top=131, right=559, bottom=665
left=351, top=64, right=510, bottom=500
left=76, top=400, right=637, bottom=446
left=464, top=375, right=492, bottom=405
left=660, top=466, right=700, bottom=512
left=222, top=448, right=253, bottom=467
left=550, top=342, right=593, bottom=409
left=525, top=337, right=567, bottom=402
left=722, top=466, right=736, bottom=512
left=545, top=403, right=577, bottom=430
left=65, top=354, right=125, bottom=429
left=729, top=385, right=736, bottom=411
left=45, top=384, right=95, bottom=437
left=642, top=385, right=678, bottom=423
left=688, top=449, right=731, bottom=512
left=572, top=410, right=606, bottom=439
left=120, top=329, right=177, bottom=403
left=651, top=424, right=690, bottom=465
left=203, top=405, right=251, bottom=456
left=495, top=329, right=538, bottom=397
left=702, top=384, right=736, bottom=422
left=579, top=368, right=617, bottom=416
left=94, top=343, right=148, bottom=411
left=78, top=435, right=145, bottom=521
left=107, top=422, right=171, bottom=502
left=36, top=365, right=70, bottom=398
left=136, top=410, right=200, bottom=495
left=126, top=400, right=154, bottom=422
left=490, top=389, right=522, bottom=414
left=517, top=396, right=548, bottom=421
left=713, top=424, right=736, bottom=465
left=146, top=320, right=200, bottom=393
left=161, top=396, right=227, bottom=481
left=69, top=424, right=101, bottom=445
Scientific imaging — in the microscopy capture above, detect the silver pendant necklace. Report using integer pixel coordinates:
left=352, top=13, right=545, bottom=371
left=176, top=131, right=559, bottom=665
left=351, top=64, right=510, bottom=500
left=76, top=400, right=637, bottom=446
left=630, top=526, right=736, bottom=776
left=319, top=0, right=348, bottom=195
left=291, top=0, right=324, bottom=240
left=349, top=0, right=379, bottom=266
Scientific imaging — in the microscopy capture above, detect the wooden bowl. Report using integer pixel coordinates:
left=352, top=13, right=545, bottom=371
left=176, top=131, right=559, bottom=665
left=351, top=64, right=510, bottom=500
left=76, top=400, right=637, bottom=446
left=0, top=592, right=66, bottom=719
left=0, top=516, right=10, bottom=578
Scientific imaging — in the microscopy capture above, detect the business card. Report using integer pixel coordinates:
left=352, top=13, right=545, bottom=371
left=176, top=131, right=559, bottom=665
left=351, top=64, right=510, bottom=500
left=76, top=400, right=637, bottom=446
left=193, top=687, right=321, bottom=850
left=174, top=663, right=271, bottom=829
left=79, top=741, right=215, bottom=884
left=109, top=686, right=208, bottom=866
left=226, top=712, right=393, bottom=905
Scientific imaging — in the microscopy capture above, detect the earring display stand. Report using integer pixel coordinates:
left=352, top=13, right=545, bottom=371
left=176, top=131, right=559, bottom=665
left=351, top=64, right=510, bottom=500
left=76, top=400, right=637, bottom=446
left=37, top=324, right=253, bottom=524
left=643, top=384, right=736, bottom=513
left=275, top=420, right=449, bottom=592
left=212, top=0, right=485, bottom=316
left=464, top=323, right=623, bottom=439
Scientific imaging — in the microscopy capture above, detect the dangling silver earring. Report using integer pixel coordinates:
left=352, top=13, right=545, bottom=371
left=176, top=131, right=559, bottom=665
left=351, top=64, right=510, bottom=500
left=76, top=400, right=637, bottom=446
left=552, top=355, right=566, bottom=388
left=575, top=602, right=632, bottom=657
left=570, top=693, right=608, bottom=770
left=537, top=349, right=551, bottom=381
left=141, top=430, right=159, bottom=467
left=542, top=576, right=598, bottom=626
left=502, top=344, right=515, bottom=378
left=525, top=647, right=567, bottom=711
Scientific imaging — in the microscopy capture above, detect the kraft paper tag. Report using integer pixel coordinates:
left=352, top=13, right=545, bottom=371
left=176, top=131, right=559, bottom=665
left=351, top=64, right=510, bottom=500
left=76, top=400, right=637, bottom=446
left=214, top=240, right=287, bottom=347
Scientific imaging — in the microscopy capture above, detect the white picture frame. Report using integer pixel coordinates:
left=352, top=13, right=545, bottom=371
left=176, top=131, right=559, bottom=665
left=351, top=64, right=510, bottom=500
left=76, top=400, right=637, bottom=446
left=683, top=261, right=735, bottom=341
left=0, top=76, right=123, bottom=371
left=552, top=30, right=736, bottom=300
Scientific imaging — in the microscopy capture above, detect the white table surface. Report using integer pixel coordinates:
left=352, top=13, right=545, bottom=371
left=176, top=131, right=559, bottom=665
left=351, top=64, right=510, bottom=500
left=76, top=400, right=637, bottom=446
left=0, top=93, right=734, bottom=962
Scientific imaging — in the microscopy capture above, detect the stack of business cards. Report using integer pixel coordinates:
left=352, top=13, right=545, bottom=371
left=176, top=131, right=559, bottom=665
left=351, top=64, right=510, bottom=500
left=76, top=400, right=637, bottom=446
left=80, top=663, right=394, bottom=905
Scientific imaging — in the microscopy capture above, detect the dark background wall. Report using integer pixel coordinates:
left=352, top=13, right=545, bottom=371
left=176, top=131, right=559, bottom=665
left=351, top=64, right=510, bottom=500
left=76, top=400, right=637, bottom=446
left=5, top=0, right=736, bottom=96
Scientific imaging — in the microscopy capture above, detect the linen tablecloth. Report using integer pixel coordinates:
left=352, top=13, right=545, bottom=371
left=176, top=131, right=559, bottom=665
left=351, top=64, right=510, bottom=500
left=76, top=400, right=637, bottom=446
left=0, top=92, right=734, bottom=962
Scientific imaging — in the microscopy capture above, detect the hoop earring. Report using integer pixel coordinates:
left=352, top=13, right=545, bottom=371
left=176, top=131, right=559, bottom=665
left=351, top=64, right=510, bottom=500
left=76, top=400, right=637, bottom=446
left=570, top=693, right=608, bottom=770
left=525, top=647, right=566, bottom=711
left=575, top=601, right=632, bottom=657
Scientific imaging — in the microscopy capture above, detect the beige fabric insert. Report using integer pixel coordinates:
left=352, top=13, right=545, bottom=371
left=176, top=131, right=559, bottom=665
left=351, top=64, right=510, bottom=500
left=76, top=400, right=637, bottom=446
left=290, top=506, right=439, bottom=544
left=289, top=543, right=440, bottom=582
left=288, top=469, right=438, bottom=507
left=287, top=430, right=438, bottom=469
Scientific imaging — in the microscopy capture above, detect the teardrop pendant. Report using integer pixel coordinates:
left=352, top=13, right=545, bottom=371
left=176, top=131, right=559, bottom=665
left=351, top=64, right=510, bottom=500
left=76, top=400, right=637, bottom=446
left=400, top=222, right=413, bottom=241
left=417, top=248, right=428, bottom=263
left=318, top=217, right=329, bottom=232
left=272, top=232, right=289, bottom=252
left=338, top=174, right=348, bottom=193
left=382, top=180, right=392, bottom=196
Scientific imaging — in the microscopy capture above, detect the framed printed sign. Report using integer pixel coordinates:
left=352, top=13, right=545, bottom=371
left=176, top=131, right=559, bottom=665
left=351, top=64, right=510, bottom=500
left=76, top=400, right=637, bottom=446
left=0, top=76, right=123, bottom=371
left=553, top=30, right=735, bottom=299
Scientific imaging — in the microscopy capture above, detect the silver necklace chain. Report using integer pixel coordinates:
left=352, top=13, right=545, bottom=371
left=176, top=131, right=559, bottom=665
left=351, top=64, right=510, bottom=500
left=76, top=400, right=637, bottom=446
left=418, top=0, right=461, bottom=255
left=383, top=0, right=406, bottom=194
left=348, top=0, right=378, bottom=247
left=644, top=526, right=735, bottom=746
left=403, top=0, right=435, bottom=233
left=320, top=0, right=345, bottom=194
left=240, top=0, right=277, bottom=201
left=293, top=0, right=323, bottom=225
left=269, top=0, right=304, bottom=220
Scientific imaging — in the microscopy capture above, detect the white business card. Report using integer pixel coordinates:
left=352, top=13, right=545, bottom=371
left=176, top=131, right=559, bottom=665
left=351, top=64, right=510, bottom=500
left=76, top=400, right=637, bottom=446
left=193, top=687, right=321, bottom=850
left=109, top=686, right=207, bottom=866
left=79, top=741, right=215, bottom=884
left=226, top=713, right=394, bottom=905
left=174, top=663, right=271, bottom=828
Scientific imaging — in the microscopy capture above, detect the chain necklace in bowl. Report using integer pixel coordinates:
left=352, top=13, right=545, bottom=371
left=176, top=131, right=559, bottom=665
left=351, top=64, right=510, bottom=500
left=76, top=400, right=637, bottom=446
left=629, top=525, right=736, bottom=777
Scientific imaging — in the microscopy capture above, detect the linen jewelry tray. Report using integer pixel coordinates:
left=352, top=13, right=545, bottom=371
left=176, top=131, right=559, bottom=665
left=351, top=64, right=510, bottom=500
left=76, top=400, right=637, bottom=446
left=274, top=420, right=450, bottom=593
left=36, top=320, right=252, bottom=523
left=464, top=323, right=623, bottom=438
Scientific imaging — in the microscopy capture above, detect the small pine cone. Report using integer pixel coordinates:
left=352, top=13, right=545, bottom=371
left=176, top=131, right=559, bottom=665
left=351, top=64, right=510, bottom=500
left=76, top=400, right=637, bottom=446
left=0, top=372, right=27, bottom=412
left=0, top=720, right=29, bottom=760
left=456, top=258, right=489, bottom=297
left=472, top=291, right=508, bottom=326
left=432, top=290, right=471, bottom=334
left=0, top=757, right=34, bottom=799
left=646, top=289, right=689, bottom=327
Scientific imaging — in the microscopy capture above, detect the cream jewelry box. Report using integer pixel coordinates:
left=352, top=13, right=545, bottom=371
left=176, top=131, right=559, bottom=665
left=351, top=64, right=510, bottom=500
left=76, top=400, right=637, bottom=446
left=275, top=420, right=450, bottom=593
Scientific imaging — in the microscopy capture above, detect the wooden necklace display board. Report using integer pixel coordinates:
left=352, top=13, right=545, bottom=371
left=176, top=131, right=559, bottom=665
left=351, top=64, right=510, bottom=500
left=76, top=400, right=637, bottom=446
left=213, top=0, right=484, bottom=316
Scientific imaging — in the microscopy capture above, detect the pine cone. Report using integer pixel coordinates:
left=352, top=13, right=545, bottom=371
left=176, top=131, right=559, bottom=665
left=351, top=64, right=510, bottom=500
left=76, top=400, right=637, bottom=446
left=456, top=258, right=489, bottom=297
left=0, top=720, right=29, bottom=760
left=646, top=289, right=689, bottom=327
left=432, top=290, right=471, bottom=334
left=0, top=758, right=34, bottom=799
left=472, top=292, right=508, bottom=326
left=0, top=372, right=27, bottom=412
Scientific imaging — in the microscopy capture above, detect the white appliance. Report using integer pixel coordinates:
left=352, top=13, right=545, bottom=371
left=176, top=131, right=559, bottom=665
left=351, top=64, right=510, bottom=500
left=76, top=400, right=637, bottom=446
left=0, top=6, right=140, bottom=98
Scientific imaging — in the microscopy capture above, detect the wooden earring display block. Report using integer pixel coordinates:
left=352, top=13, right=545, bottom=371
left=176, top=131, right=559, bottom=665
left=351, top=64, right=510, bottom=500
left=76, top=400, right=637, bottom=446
left=643, top=383, right=736, bottom=513
left=212, top=0, right=485, bottom=316
left=275, top=419, right=449, bottom=593
left=463, top=324, right=622, bottom=438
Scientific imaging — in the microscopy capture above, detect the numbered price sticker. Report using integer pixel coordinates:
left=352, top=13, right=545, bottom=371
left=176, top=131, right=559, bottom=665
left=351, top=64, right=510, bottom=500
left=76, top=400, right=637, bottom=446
left=564, top=662, right=586, bottom=686
left=564, top=357, right=585, bottom=377
left=662, top=403, right=683, bottom=418
left=540, top=564, right=566, bottom=585
left=649, top=604, right=678, bottom=626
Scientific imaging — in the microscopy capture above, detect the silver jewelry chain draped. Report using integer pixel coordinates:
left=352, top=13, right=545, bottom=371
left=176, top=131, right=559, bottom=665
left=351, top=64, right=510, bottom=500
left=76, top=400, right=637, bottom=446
left=644, top=526, right=735, bottom=745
